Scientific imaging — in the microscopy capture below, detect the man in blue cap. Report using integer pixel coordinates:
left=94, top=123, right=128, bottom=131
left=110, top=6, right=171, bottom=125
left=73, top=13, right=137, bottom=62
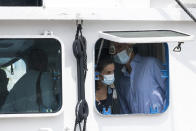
left=113, top=43, right=167, bottom=114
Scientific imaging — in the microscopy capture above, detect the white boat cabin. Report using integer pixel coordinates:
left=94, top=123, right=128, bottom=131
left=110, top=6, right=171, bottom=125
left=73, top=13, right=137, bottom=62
left=0, top=0, right=195, bottom=131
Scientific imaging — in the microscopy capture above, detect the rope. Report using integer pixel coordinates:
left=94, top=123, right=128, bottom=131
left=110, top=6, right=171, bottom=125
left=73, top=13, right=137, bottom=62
left=73, top=21, right=89, bottom=131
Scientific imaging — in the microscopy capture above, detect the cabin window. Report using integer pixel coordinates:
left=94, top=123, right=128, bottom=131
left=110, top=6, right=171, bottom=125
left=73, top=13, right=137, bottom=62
left=0, top=38, right=62, bottom=114
left=95, top=39, right=169, bottom=115
left=95, top=30, right=193, bottom=115
left=0, top=0, right=42, bottom=6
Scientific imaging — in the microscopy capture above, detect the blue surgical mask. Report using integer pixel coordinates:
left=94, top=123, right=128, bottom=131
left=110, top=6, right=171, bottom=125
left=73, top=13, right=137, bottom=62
left=114, top=48, right=133, bottom=64
left=102, top=74, right=115, bottom=85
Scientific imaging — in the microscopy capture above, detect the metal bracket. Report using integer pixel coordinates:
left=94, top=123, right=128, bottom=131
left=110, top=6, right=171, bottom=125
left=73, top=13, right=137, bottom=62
left=173, top=42, right=184, bottom=52
left=42, top=31, right=54, bottom=36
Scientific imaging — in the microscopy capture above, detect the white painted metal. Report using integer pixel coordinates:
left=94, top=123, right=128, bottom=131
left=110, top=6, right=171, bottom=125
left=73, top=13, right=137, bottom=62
left=151, top=0, right=196, bottom=8
left=0, top=7, right=195, bottom=21
left=0, top=0, right=195, bottom=20
left=0, top=1, right=195, bottom=131
left=0, top=21, right=194, bottom=131
left=39, top=128, right=53, bottom=131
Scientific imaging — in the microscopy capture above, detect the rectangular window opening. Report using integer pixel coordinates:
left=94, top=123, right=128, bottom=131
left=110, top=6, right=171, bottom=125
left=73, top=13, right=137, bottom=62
left=0, top=0, right=42, bottom=6
left=94, top=39, right=169, bottom=115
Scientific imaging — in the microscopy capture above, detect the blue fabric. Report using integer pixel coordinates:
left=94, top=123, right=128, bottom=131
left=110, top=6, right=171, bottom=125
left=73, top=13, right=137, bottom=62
left=118, top=54, right=167, bottom=114
left=102, top=107, right=111, bottom=115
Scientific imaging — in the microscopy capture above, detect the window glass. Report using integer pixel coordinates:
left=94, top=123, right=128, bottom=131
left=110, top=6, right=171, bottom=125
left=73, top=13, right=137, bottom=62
left=95, top=39, right=169, bottom=115
left=0, top=0, right=42, bottom=6
left=0, top=38, right=62, bottom=114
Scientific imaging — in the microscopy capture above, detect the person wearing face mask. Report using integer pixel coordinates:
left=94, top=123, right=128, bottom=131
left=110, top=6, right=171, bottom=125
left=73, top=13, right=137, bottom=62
left=95, top=56, right=119, bottom=115
left=112, top=43, right=166, bottom=114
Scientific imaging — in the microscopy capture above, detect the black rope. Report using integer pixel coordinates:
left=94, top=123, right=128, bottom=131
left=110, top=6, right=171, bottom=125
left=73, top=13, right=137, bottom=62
left=175, top=0, right=196, bottom=22
left=73, top=21, right=89, bottom=131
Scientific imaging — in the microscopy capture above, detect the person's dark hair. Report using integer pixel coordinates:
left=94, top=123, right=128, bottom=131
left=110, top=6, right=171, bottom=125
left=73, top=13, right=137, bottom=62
left=27, top=49, right=48, bottom=72
left=96, top=56, right=114, bottom=73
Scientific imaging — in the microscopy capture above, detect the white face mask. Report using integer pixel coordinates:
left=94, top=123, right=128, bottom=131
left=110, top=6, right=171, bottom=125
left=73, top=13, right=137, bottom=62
left=102, top=74, right=115, bottom=85
left=114, top=48, right=133, bottom=64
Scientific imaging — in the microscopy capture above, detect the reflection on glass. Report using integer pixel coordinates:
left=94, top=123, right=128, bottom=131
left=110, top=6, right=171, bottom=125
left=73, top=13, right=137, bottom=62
left=0, top=39, right=62, bottom=114
left=5, top=59, right=26, bottom=91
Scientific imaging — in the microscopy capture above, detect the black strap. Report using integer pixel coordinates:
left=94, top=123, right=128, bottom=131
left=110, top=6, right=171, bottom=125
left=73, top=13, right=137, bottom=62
left=11, top=64, right=14, bottom=75
left=73, top=22, right=89, bottom=131
left=36, top=72, right=43, bottom=112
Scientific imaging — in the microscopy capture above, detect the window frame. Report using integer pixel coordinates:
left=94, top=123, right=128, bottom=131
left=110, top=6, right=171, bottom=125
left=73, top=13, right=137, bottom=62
left=93, top=38, right=170, bottom=116
left=99, top=30, right=194, bottom=44
left=0, top=35, right=64, bottom=118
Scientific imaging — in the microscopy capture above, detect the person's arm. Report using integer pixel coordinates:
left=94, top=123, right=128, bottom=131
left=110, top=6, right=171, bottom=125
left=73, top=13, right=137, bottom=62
left=151, top=59, right=167, bottom=113
left=153, top=59, right=166, bottom=92
left=0, top=89, right=16, bottom=113
left=117, top=76, right=131, bottom=114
